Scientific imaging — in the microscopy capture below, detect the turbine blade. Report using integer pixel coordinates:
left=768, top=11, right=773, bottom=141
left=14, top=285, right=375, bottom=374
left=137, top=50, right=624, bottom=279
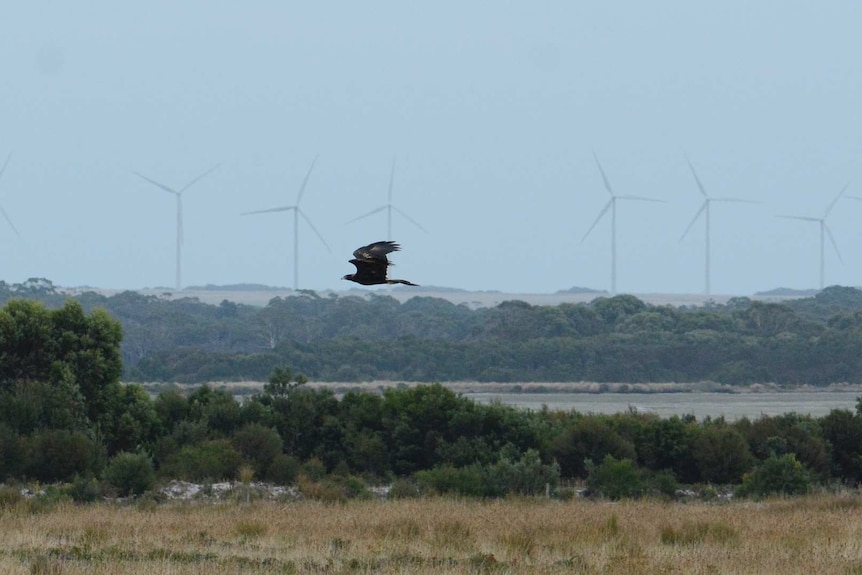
left=131, top=170, right=178, bottom=195
left=345, top=205, right=387, bottom=224
left=241, top=206, right=295, bottom=215
left=824, top=223, right=843, bottom=263
left=685, top=157, right=708, bottom=198
left=298, top=209, right=331, bottom=252
left=178, top=162, right=222, bottom=194
left=0, top=205, right=21, bottom=238
left=592, top=152, right=615, bottom=197
left=823, top=183, right=850, bottom=218
left=618, top=194, right=666, bottom=203
left=712, top=197, right=759, bottom=203
left=581, top=199, right=613, bottom=241
left=178, top=196, right=184, bottom=246
left=388, top=156, right=396, bottom=204
left=0, top=152, right=11, bottom=180
left=391, top=205, right=428, bottom=232
left=0, top=154, right=21, bottom=237
left=295, top=155, right=319, bottom=205
left=846, top=195, right=862, bottom=201
left=680, top=202, right=707, bottom=241
left=776, top=215, right=820, bottom=222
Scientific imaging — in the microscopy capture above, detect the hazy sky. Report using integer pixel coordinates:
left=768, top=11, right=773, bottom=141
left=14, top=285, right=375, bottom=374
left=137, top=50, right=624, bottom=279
left=2, top=2, right=862, bottom=295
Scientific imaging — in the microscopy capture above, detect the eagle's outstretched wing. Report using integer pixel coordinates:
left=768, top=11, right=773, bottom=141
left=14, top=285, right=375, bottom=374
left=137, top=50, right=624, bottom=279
left=352, top=240, right=401, bottom=263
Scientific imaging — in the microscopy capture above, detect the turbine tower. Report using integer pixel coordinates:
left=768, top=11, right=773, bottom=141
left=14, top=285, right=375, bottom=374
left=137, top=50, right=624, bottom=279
left=345, top=157, right=427, bottom=239
left=680, top=158, right=757, bottom=295
left=777, top=184, right=848, bottom=290
left=131, top=163, right=221, bottom=291
left=581, top=152, right=664, bottom=295
left=0, top=153, right=21, bottom=238
left=242, top=156, right=330, bottom=291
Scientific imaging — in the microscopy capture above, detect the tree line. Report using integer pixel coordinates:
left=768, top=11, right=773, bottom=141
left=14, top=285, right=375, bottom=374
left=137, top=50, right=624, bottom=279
left=1, top=296, right=862, bottom=500
left=2, top=279, right=862, bottom=386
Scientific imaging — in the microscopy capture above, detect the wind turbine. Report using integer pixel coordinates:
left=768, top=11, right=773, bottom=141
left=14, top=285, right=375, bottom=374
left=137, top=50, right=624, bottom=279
left=242, top=156, right=330, bottom=291
left=345, top=157, right=427, bottom=239
left=581, top=152, right=664, bottom=295
left=680, top=158, right=757, bottom=295
left=776, top=184, right=848, bottom=290
left=0, top=153, right=21, bottom=238
left=131, top=163, right=221, bottom=291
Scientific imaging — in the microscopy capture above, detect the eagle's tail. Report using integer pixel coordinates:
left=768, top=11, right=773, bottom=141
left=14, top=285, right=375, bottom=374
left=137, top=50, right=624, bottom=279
left=387, top=279, right=419, bottom=287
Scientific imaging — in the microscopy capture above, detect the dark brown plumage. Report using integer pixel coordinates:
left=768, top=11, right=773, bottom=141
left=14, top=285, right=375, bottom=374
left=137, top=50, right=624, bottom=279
left=342, top=241, right=419, bottom=286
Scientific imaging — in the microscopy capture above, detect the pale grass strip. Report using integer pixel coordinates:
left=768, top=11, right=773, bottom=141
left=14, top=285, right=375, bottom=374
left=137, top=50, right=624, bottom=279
left=1, top=495, right=860, bottom=574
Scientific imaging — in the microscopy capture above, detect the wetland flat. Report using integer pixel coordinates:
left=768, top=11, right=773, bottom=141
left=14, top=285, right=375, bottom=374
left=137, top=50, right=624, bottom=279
left=464, top=390, right=862, bottom=420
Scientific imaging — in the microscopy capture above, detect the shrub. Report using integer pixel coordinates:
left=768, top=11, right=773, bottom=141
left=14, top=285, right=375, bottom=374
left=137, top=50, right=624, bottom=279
left=388, top=478, right=420, bottom=499
left=300, top=457, right=327, bottom=481
left=297, top=476, right=347, bottom=503
left=232, top=424, right=283, bottom=473
left=165, top=439, right=242, bottom=481
left=737, top=454, right=811, bottom=498
left=648, top=469, right=679, bottom=498
left=104, top=452, right=155, bottom=496
left=67, top=475, right=101, bottom=503
left=415, top=465, right=487, bottom=497
left=691, top=424, right=754, bottom=484
left=266, top=453, right=300, bottom=485
left=586, top=455, right=643, bottom=500
left=488, top=448, right=560, bottom=496
left=25, top=430, right=100, bottom=483
left=340, top=475, right=371, bottom=499
left=549, top=417, right=637, bottom=478
left=0, top=485, right=24, bottom=509
left=0, top=424, right=26, bottom=481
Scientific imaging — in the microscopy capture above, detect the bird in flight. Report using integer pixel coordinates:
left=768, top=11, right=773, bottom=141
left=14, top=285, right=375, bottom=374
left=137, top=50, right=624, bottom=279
left=342, top=241, right=419, bottom=286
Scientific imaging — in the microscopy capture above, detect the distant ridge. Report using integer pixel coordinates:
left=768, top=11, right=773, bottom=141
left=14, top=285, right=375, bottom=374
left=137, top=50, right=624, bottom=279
left=556, top=286, right=607, bottom=295
left=754, top=287, right=820, bottom=297
left=185, top=283, right=289, bottom=292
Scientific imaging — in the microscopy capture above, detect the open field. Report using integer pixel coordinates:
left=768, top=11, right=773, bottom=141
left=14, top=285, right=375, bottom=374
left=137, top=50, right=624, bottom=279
left=2, top=495, right=862, bottom=574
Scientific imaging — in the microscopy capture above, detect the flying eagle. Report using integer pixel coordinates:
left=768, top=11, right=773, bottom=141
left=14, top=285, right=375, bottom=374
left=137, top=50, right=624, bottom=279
left=342, top=241, right=418, bottom=286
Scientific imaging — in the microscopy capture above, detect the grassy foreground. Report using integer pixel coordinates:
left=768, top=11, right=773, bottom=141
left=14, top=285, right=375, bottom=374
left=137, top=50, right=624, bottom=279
left=2, top=495, right=862, bottom=574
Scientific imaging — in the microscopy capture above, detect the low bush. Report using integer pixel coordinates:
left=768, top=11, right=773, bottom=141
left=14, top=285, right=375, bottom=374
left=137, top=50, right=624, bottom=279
left=25, top=430, right=100, bottom=483
left=266, top=453, right=300, bottom=485
left=104, top=452, right=155, bottom=496
left=163, top=439, right=242, bottom=482
left=586, top=455, right=643, bottom=500
left=488, top=448, right=560, bottom=496
left=415, top=465, right=487, bottom=497
left=736, top=453, right=811, bottom=498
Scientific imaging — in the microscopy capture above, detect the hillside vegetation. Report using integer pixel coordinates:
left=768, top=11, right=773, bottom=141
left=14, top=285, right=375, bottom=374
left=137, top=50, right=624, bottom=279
left=2, top=295, right=862, bottom=498
left=3, top=279, right=862, bottom=386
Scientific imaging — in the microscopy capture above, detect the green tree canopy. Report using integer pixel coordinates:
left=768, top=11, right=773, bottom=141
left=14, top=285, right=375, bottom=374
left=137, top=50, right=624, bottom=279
left=0, top=299, right=123, bottom=437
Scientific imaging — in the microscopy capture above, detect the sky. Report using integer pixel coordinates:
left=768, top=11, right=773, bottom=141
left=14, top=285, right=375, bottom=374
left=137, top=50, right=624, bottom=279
left=1, top=2, right=862, bottom=296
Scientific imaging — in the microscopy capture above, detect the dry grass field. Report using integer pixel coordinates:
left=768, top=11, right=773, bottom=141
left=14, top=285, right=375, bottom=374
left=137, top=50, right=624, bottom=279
left=2, top=495, right=861, bottom=574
